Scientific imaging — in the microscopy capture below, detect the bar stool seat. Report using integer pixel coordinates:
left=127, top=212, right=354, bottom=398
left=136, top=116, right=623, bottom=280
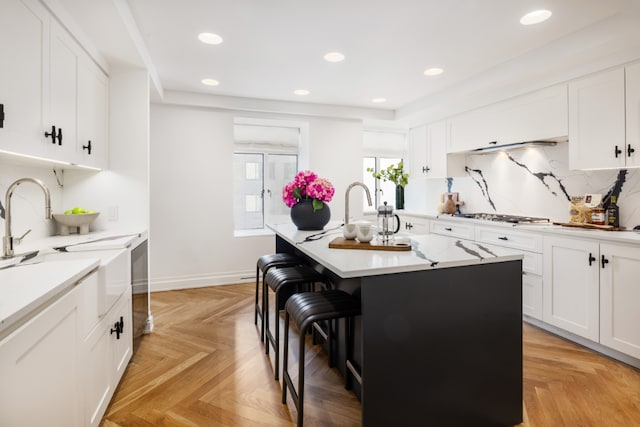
left=282, top=289, right=361, bottom=427
left=264, top=265, right=329, bottom=380
left=255, top=253, right=302, bottom=342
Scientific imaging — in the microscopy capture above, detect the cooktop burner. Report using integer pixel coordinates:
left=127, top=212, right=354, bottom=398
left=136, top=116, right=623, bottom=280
left=453, top=213, right=550, bottom=224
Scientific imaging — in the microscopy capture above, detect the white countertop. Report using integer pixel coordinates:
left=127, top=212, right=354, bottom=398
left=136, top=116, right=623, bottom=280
left=268, top=222, right=523, bottom=279
left=0, top=229, right=147, bottom=338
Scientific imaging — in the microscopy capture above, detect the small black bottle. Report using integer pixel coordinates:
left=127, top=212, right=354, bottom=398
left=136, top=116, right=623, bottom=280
left=606, top=195, right=620, bottom=227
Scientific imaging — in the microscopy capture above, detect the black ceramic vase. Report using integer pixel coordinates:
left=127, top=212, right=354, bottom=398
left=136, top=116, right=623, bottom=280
left=395, top=185, right=405, bottom=210
left=290, top=199, right=331, bottom=230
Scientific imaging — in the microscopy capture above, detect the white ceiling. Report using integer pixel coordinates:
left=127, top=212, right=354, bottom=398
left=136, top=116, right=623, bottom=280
left=56, top=0, right=640, bottom=120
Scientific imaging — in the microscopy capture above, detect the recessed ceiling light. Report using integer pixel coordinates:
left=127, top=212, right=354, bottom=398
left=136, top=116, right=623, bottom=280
left=201, top=78, right=220, bottom=86
left=324, top=52, right=345, bottom=62
left=198, top=32, right=223, bottom=45
left=372, top=97, right=387, bottom=103
left=424, top=67, right=444, bottom=76
left=520, top=10, right=552, bottom=25
left=294, top=89, right=310, bottom=96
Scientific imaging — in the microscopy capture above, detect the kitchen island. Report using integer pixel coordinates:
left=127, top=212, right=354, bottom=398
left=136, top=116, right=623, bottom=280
left=269, top=222, right=524, bottom=426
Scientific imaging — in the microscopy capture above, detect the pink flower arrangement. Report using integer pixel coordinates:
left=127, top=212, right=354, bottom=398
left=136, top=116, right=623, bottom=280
left=282, top=170, right=335, bottom=211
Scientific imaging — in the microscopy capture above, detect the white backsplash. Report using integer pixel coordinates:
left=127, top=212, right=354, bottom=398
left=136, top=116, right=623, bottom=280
left=406, top=142, right=640, bottom=228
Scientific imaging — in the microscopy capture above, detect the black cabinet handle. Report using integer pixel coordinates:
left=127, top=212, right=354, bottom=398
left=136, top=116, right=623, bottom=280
left=498, top=236, right=508, bottom=241
left=110, top=316, right=124, bottom=339
left=82, top=140, right=92, bottom=155
left=422, top=166, right=430, bottom=173
left=588, top=253, right=596, bottom=266
left=629, top=144, right=636, bottom=157
left=0, top=103, right=4, bottom=128
left=615, top=145, right=622, bottom=158
left=445, top=227, right=452, bottom=231
left=601, top=255, right=609, bottom=269
left=45, top=125, right=57, bottom=144
left=44, top=126, right=63, bottom=145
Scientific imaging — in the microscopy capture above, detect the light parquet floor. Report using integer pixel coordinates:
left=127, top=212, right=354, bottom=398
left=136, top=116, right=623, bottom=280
left=101, top=283, right=640, bottom=427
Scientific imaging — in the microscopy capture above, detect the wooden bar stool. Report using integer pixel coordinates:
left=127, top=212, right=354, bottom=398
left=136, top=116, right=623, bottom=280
left=255, top=253, right=302, bottom=342
left=282, top=290, right=361, bottom=427
left=264, top=266, right=330, bottom=380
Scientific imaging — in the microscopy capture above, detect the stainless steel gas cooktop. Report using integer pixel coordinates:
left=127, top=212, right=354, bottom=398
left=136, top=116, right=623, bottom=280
left=453, top=213, right=550, bottom=224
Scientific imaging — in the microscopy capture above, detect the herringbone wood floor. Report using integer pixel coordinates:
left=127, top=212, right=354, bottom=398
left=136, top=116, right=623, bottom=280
left=101, top=283, right=640, bottom=427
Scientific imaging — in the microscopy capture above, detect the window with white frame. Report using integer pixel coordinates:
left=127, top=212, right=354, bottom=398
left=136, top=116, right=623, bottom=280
left=362, top=130, right=408, bottom=209
left=233, top=120, right=300, bottom=231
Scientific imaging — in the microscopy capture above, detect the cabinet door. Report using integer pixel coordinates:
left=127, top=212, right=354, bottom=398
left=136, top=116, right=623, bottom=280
left=0, top=0, right=50, bottom=157
left=78, top=55, right=109, bottom=169
left=427, top=120, right=460, bottom=178
left=543, top=236, right=600, bottom=341
left=408, top=125, right=428, bottom=177
left=625, top=63, right=640, bottom=168
left=112, top=287, right=133, bottom=384
left=0, top=286, right=82, bottom=427
left=569, top=68, right=626, bottom=170
left=522, top=273, right=543, bottom=320
left=447, top=109, right=496, bottom=153
left=600, top=243, right=640, bottom=359
left=401, top=215, right=429, bottom=234
left=82, top=316, right=113, bottom=427
left=50, top=19, right=80, bottom=163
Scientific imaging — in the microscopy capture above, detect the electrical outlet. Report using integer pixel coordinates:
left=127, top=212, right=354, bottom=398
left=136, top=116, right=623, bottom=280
left=108, top=206, right=119, bottom=221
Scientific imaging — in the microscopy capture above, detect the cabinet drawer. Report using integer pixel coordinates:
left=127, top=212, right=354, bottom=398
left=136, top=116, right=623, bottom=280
left=522, top=251, right=543, bottom=277
left=474, top=226, right=543, bottom=253
left=430, top=220, right=475, bottom=240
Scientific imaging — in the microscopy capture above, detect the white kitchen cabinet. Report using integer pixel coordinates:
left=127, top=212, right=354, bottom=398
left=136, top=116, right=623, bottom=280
left=0, top=0, right=50, bottom=158
left=409, top=122, right=464, bottom=178
left=599, top=243, right=640, bottom=359
left=0, top=281, right=83, bottom=427
left=543, top=236, right=600, bottom=341
left=400, top=214, right=430, bottom=234
left=0, top=1, right=109, bottom=169
left=475, top=225, right=544, bottom=320
left=568, top=65, right=640, bottom=170
left=625, top=62, right=640, bottom=168
left=82, top=284, right=132, bottom=427
left=77, top=55, right=109, bottom=169
left=448, top=84, right=568, bottom=153
left=429, top=219, right=475, bottom=241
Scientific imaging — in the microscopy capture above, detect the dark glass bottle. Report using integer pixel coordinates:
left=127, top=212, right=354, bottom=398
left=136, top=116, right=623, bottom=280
left=606, top=195, right=620, bottom=227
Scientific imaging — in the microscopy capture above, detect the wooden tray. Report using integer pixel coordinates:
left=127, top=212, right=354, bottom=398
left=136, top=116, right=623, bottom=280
left=553, top=222, right=626, bottom=231
left=328, top=237, right=412, bottom=251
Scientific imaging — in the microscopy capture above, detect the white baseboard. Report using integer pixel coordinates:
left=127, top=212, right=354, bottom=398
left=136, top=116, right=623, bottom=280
left=150, top=270, right=254, bottom=292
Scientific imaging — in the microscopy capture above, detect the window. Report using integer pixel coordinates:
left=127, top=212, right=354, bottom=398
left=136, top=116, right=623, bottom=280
left=362, top=130, right=408, bottom=209
left=233, top=119, right=302, bottom=231
left=363, top=156, right=403, bottom=209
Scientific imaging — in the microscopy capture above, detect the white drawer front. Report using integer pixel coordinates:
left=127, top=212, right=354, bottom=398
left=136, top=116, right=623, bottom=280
left=430, top=220, right=475, bottom=240
left=474, top=226, right=543, bottom=253
left=522, top=251, right=543, bottom=277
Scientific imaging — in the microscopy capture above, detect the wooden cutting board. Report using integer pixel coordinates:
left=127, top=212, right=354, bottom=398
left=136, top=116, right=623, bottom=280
left=328, top=237, right=412, bottom=251
left=553, top=222, right=626, bottom=231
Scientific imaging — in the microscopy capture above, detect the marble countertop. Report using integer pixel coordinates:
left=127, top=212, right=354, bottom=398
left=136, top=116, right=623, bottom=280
left=268, top=222, right=523, bottom=279
left=0, top=229, right=147, bottom=339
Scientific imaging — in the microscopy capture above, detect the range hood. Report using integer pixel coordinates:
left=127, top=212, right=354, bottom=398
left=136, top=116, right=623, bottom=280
left=470, top=140, right=560, bottom=154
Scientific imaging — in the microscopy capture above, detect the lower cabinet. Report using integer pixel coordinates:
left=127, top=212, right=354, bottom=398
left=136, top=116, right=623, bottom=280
left=599, top=243, right=640, bottom=359
left=0, top=271, right=132, bottom=426
left=400, top=214, right=430, bottom=234
left=82, top=286, right=132, bottom=427
left=0, top=278, right=85, bottom=427
left=544, top=236, right=640, bottom=360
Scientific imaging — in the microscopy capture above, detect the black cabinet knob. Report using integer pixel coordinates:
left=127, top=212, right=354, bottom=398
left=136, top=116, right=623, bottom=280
left=614, top=145, right=622, bottom=158
left=629, top=144, right=636, bottom=157
left=82, top=140, right=92, bottom=155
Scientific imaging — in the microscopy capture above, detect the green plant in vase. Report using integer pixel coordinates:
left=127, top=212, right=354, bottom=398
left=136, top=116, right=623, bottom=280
left=367, top=161, right=409, bottom=209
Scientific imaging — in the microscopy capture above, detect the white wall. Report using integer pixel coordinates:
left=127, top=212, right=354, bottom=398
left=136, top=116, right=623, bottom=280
left=149, top=103, right=364, bottom=291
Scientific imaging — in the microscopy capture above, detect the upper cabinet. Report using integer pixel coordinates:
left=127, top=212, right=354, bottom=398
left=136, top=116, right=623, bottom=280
left=0, top=0, right=50, bottom=158
left=568, top=65, right=639, bottom=170
left=447, top=85, right=568, bottom=153
left=408, top=121, right=464, bottom=178
left=0, top=0, right=108, bottom=170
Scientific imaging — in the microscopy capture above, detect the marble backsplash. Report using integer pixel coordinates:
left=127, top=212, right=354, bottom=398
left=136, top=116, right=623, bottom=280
left=405, top=142, right=640, bottom=228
